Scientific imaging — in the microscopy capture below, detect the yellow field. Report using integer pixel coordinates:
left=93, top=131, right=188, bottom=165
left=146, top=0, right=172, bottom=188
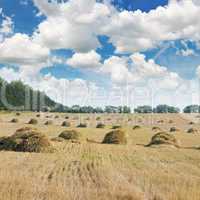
left=0, top=112, right=200, bottom=200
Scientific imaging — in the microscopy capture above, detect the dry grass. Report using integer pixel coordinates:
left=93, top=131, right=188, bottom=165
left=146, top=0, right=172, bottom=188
left=0, top=112, right=199, bottom=199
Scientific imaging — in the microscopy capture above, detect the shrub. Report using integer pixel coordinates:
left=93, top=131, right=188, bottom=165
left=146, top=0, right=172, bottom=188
left=61, top=121, right=71, bottom=127
left=96, top=123, right=105, bottom=128
left=36, top=114, right=40, bottom=118
left=133, top=125, right=141, bottom=130
left=102, top=130, right=127, bottom=145
left=44, top=120, right=53, bottom=125
left=112, top=125, right=121, bottom=129
left=187, top=128, right=198, bottom=134
left=168, top=120, right=174, bottom=123
left=147, top=132, right=180, bottom=147
left=0, top=127, right=53, bottom=153
left=16, top=112, right=21, bottom=116
left=28, top=118, right=38, bottom=125
left=11, top=118, right=19, bottom=123
left=65, top=116, right=69, bottom=119
left=54, top=115, right=59, bottom=119
left=77, top=123, right=87, bottom=128
left=59, top=130, right=82, bottom=141
left=96, top=117, right=101, bottom=121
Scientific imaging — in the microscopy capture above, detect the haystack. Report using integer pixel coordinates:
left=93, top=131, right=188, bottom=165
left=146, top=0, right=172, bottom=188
left=187, top=128, right=198, bottom=134
left=152, top=127, right=162, bottom=132
left=102, top=130, right=127, bottom=144
left=45, top=120, right=53, bottom=125
left=59, top=130, right=82, bottom=141
left=189, top=121, right=194, bottom=125
left=11, top=118, right=19, bottom=123
left=112, top=125, right=122, bottom=129
left=147, top=132, right=180, bottom=147
left=61, top=121, right=71, bottom=127
left=28, top=118, right=38, bottom=125
left=170, top=127, right=180, bottom=132
left=96, top=123, right=105, bottom=128
left=77, top=123, right=87, bottom=128
left=133, top=125, right=141, bottom=130
left=0, top=127, right=53, bottom=153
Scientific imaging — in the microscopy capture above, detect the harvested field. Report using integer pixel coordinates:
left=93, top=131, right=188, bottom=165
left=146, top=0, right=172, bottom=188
left=0, top=112, right=199, bottom=199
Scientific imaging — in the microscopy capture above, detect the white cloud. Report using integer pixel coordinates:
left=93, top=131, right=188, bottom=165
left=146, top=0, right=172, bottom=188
left=103, top=1, right=200, bottom=53
left=100, top=53, right=182, bottom=90
left=101, top=56, right=134, bottom=84
left=67, top=50, right=101, bottom=69
left=0, top=10, right=14, bottom=41
left=33, top=0, right=110, bottom=52
left=0, top=33, right=50, bottom=65
left=0, top=67, right=102, bottom=106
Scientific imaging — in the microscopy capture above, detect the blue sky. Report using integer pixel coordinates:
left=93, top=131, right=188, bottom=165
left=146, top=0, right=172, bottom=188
left=0, top=0, right=200, bottom=108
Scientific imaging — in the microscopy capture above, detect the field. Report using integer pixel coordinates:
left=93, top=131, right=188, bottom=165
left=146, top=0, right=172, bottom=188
left=0, top=112, right=200, bottom=200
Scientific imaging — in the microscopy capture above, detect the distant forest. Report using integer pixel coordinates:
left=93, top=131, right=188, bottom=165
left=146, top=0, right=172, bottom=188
left=0, top=78, right=199, bottom=113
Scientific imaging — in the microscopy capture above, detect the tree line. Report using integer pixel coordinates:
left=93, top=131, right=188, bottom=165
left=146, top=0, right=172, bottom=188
left=0, top=78, right=200, bottom=113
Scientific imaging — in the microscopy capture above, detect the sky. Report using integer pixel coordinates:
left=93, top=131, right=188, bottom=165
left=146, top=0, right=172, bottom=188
left=0, top=0, right=200, bottom=110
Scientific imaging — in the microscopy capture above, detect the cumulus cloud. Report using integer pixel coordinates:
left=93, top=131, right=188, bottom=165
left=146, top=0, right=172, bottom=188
left=0, top=33, right=50, bottom=65
left=0, top=67, right=101, bottom=106
left=100, top=52, right=182, bottom=90
left=103, top=1, right=200, bottom=53
left=0, top=10, right=13, bottom=41
left=67, top=50, right=101, bottom=69
left=33, top=0, right=110, bottom=52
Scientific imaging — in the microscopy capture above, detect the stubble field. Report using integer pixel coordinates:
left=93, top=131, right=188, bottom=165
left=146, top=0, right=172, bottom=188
left=0, top=112, right=200, bottom=200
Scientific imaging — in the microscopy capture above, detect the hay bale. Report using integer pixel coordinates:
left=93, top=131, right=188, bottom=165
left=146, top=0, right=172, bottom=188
left=0, top=127, right=53, bottom=153
left=189, top=121, right=194, bottom=125
left=45, top=120, right=53, bottom=125
left=51, top=137, right=65, bottom=142
left=112, top=125, right=121, bottom=129
left=77, top=123, right=87, bottom=128
left=28, top=118, right=38, bottom=125
left=133, top=125, right=141, bottom=130
left=152, top=127, right=162, bottom=132
left=147, top=132, right=180, bottom=147
left=187, top=128, right=198, bottom=134
left=61, top=121, right=71, bottom=127
left=170, top=127, right=180, bottom=132
left=59, top=130, right=82, bottom=141
left=102, top=130, right=127, bottom=145
left=96, top=123, right=105, bottom=128
left=11, top=118, right=19, bottom=123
